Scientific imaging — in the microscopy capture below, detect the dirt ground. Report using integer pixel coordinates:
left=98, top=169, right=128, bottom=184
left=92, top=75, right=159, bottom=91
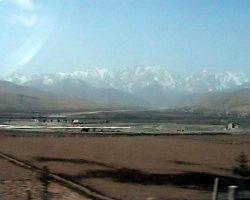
left=0, top=157, right=91, bottom=200
left=0, top=133, right=249, bottom=200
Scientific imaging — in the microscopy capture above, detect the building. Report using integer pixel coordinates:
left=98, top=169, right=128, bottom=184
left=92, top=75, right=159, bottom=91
left=227, top=122, right=240, bottom=130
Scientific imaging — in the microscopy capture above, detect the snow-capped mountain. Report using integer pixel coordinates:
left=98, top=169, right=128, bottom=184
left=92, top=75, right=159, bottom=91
left=184, top=70, right=249, bottom=93
left=56, top=68, right=116, bottom=88
left=115, top=66, right=182, bottom=92
left=5, top=66, right=249, bottom=93
left=3, top=66, right=250, bottom=108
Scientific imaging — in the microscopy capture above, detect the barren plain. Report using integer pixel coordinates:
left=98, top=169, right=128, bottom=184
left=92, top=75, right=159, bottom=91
left=0, top=133, right=249, bottom=200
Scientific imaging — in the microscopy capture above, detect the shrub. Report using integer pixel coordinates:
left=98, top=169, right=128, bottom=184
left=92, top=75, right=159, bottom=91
left=38, top=166, right=51, bottom=194
left=233, top=152, right=250, bottom=177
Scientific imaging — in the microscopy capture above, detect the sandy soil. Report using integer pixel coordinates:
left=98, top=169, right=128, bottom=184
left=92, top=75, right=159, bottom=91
left=0, top=157, right=90, bottom=200
left=0, top=134, right=249, bottom=199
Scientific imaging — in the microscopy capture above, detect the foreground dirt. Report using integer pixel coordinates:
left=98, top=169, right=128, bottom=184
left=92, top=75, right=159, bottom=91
left=0, top=157, right=90, bottom=200
left=0, top=134, right=249, bottom=199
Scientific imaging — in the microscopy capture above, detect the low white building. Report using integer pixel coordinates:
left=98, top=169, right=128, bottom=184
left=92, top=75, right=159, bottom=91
left=227, top=122, right=240, bottom=130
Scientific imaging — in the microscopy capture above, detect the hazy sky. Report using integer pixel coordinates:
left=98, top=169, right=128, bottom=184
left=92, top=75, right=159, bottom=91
left=0, top=0, right=250, bottom=77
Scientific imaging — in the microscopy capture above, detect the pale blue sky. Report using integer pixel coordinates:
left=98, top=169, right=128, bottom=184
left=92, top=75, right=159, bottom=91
left=0, top=0, right=250, bottom=77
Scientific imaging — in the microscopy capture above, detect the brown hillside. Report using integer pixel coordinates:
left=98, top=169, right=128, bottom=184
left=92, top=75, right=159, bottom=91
left=0, top=81, right=96, bottom=112
left=193, top=88, right=250, bottom=112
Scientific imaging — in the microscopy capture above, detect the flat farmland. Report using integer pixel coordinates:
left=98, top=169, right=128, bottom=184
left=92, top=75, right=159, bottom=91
left=0, top=156, right=90, bottom=200
left=0, top=133, right=249, bottom=200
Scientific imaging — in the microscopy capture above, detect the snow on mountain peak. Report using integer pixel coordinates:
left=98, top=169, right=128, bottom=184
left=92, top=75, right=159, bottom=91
left=5, top=73, right=32, bottom=84
left=216, top=72, right=249, bottom=90
left=42, top=76, right=54, bottom=85
left=2, top=66, right=249, bottom=94
left=118, top=66, right=179, bottom=91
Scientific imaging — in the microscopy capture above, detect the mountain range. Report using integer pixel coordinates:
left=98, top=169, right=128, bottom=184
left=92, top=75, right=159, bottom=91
left=0, top=80, right=95, bottom=112
left=2, top=66, right=250, bottom=112
left=6, top=66, right=249, bottom=93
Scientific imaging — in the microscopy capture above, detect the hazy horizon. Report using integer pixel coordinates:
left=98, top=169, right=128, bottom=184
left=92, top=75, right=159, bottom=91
left=2, top=65, right=250, bottom=79
left=1, top=0, right=250, bottom=77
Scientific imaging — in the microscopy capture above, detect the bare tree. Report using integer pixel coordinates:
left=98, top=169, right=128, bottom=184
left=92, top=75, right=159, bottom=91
left=38, top=166, right=51, bottom=200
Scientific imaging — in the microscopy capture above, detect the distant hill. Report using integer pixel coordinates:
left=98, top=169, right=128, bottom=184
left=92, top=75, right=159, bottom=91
left=4, top=67, right=249, bottom=108
left=3, top=67, right=250, bottom=111
left=192, top=88, right=250, bottom=112
left=22, top=78, right=147, bottom=108
left=0, top=81, right=96, bottom=112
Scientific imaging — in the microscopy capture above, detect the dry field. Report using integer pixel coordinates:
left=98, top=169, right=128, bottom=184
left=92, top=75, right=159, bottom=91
left=0, top=157, right=90, bottom=200
left=0, top=133, right=249, bottom=200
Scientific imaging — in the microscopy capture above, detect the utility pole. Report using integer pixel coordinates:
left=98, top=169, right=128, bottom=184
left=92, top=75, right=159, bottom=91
left=228, top=185, right=238, bottom=200
left=26, top=188, right=32, bottom=200
left=212, top=178, right=219, bottom=200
